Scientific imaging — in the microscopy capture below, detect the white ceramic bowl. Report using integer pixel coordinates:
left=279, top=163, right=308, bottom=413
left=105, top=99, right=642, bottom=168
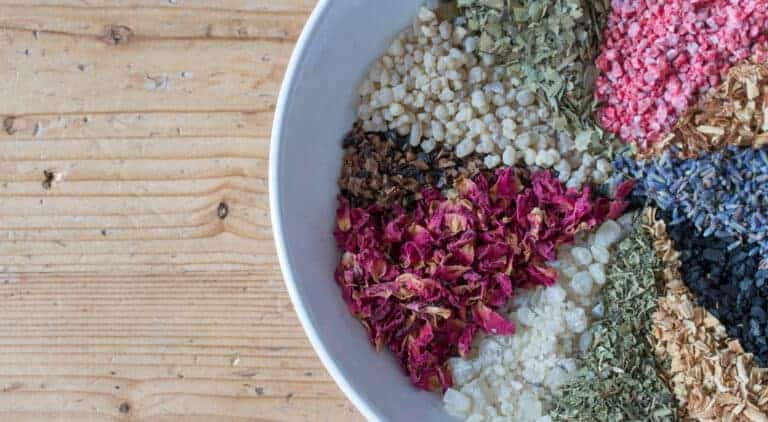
left=270, top=1, right=452, bottom=420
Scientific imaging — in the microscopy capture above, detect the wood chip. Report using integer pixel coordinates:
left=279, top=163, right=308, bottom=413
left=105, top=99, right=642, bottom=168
left=698, top=125, right=726, bottom=136
left=645, top=208, right=768, bottom=420
left=639, top=61, right=768, bottom=159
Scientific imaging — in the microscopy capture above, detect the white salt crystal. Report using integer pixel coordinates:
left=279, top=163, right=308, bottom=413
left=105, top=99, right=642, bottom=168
left=517, top=392, right=542, bottom=421
left=483, top=405, right=499, bottom=418
left=484, top=154, right=502, bottom=169
left=544, top=365, right=569, bottom=387
left=571, top=271, right=593, bottom=296
left=444, top=388, right=472, bottom=416
left=596, top=220, right=622, bottom=247
left=451, top=357, right=478, bottom=385
left=500, top=402, right=516, bottom=418
left=503, top=348, right=517, bottom=366
left=590, top=245, right=610, bottom=264
left=516, top=306, right=535, bottom=327
left=565, top=308, right=587, bottom=333
left=543, top=284, right=567, bottom=304
left=559, top=358, right=577, bottom=374
left=588, top=263, right=606, bottom=285
left=466, top=414, right=484, bottom=422
left=522, top=360, right=546, bottom=384
left=570, top=247, right=593, bottom=266
left=463, top=380, right=489, bottom=411
left=578, top=330, right=593, bottom=352
left=479, top=338, right=503, bottom=364
left=561, top=265, right=579, bottom=279
left=516, top=89, right=534, bottom=106
left=618, top=212, right=635, bottom=233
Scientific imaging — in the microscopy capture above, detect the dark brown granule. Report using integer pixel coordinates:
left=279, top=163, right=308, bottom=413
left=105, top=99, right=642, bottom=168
left=338, top=125, right=486, bottom=209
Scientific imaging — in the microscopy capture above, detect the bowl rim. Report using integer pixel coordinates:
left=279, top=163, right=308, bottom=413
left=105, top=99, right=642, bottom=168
left=269, top=1, right=381, bottom=420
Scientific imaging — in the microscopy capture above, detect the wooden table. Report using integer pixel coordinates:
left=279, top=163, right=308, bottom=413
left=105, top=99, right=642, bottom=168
left=0, top=1, right=361, bottom=420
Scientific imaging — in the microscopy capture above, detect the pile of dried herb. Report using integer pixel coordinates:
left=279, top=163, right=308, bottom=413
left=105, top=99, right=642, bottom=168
left=550, top=211, right=677, bottom=422
left=334, top=168, right=630, bottom=390
left=654, top=207, right=768, bottom=368
left=646, top=208, right=768, bottom=421
left=458, top=0, right=618, bottom=157
left=594, top=0, right=768, bottom=149
left=338, top=126, right=485, bottom=209
left=613, top=144, right=768, bottom=260
left=646, top=60, right=768, bottom=159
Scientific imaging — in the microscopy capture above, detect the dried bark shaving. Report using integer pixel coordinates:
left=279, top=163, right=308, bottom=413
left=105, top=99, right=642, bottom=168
left=646, top=208, right=768, bottom=421
left=644, top=61, right=768, bottom=159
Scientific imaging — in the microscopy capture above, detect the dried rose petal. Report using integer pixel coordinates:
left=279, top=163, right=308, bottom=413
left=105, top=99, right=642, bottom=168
left=333, top=168, right=629, bottom=391
left=473, top=303, right=515, bottom=336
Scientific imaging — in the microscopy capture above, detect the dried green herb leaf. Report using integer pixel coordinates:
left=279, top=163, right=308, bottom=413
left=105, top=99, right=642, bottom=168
left=550, top=212, right=678, bottom=422
left=459, top=0, right=621, bottom=160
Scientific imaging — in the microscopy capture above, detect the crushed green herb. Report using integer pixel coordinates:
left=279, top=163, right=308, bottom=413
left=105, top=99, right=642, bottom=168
left=457, top=0, right=620, bottom=159
left=550, top=212, right=678, bottom=422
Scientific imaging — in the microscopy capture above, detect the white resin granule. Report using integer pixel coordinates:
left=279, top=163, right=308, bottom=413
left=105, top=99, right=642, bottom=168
left=444, top=219, right=629, bottom=421
left=356, top=6, right=610, bottom=187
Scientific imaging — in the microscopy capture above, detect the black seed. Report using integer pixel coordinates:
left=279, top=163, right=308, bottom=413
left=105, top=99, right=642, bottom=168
left=384, top=130, right=399, bottom=143
left=397, top=165, right=419, bottom=178
left=752, top=306, right=766, bottom=320
left=656, top=209, right=768, bottom=366
left=342, top=131, right=359, bottom=148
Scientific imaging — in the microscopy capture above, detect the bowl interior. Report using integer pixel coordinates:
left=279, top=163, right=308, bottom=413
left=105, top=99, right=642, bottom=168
left=271, top=1, right=451, bottom=420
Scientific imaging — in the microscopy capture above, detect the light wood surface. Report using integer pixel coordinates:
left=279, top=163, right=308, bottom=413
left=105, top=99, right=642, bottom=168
left=0, top=1, right=362, bottom=420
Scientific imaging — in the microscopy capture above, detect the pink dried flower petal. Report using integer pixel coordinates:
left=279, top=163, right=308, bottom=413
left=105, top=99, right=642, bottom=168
left=473, top=303, right=515, bottom=336
left=333, top=167, right=629, bottom=391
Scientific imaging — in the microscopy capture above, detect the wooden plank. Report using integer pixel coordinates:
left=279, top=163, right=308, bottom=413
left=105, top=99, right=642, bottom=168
left=0, top=1, right=363, bottom=420
left=0, top=37, right=289, bottom=114
left=0, top=1, right=317, bottom=12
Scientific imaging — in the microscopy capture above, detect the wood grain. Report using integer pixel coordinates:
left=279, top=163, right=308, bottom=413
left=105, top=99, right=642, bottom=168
left=0, top=1, right=361, bottom=420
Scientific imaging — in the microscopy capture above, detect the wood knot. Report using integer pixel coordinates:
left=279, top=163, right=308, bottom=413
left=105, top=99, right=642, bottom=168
left=217, top=202, right=229, bottom=220
left=100, top=25, right=133, bottom=45
left=42, top=170, right=55, bottom=190
left=2, top=116, right=17, bottom=135
left=118, top=401, right=131, bottom=414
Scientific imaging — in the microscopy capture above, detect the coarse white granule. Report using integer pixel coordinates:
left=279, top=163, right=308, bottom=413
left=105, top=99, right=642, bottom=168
left=356, top=6, right=610, bottom=188
left=443, top=219, right=627, bottom=421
